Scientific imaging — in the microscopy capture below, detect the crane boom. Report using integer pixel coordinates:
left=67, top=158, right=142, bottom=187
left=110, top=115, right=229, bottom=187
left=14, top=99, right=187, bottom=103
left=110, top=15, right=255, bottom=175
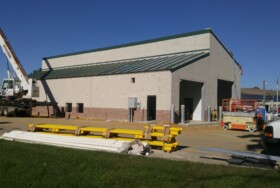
left=0, top=28, right=29, bottom=86
left=0, top=28, right=39, bottom=98
left=0, top=28, right=57, bottom=118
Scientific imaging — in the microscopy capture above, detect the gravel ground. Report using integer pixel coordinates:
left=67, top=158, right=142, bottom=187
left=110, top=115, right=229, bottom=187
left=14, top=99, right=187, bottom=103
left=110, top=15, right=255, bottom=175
left=0, top=116, right=266, bottom=165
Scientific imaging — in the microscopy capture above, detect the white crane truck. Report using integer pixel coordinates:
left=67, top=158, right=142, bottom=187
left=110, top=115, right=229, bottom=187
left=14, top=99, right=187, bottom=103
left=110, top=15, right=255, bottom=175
left=0, top=28, right=56, bottom=117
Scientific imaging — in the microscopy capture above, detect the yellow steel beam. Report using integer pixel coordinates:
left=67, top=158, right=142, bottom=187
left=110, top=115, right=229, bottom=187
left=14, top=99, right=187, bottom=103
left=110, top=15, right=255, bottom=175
left=77, top=127, right=108, bottom=136
left=144, top=125, right=182, bottom=134
left=109, top=129, right=144, bottom=138
left=29, top=124, right=78, bottom=133
left=147, top=140, right=179, bottom=152
left=149, top=132, right=174, bottom=138
left=28, top=123, right=181, bottom=152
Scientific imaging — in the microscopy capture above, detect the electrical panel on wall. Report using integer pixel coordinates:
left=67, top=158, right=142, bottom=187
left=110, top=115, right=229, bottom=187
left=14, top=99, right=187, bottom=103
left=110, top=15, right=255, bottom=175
left=128, top=97, right=138, bottom=108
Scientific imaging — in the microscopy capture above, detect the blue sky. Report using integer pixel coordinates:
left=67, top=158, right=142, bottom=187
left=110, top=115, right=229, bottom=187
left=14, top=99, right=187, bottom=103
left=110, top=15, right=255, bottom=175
left=0, top=0, right=279, bottom=90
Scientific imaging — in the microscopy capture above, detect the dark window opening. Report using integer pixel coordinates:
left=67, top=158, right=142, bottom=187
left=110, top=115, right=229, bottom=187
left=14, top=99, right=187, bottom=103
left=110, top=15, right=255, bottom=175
left=131, top=77, right=135, bottom=83
left=66, top=103, right=72, bottom=112
left=77, top=103, right=84, bottom=113
left=184, top=98, right=193, bottom=120
left=217, top=79, right=233, bottom=107
left=147, top=95, right=156, bottom=121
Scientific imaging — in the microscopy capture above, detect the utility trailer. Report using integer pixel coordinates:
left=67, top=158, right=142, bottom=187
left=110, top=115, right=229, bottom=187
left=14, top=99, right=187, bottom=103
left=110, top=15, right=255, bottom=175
left=0, top=97, right=35, bottom=116
left=220, top=99, right=265, bottom=132
left=0, top=97, right=57, bottom=117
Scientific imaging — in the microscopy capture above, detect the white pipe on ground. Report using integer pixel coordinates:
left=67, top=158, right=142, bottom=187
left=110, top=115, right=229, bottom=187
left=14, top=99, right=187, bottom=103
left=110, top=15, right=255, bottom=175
left=3, top=131, right=132, bottom=153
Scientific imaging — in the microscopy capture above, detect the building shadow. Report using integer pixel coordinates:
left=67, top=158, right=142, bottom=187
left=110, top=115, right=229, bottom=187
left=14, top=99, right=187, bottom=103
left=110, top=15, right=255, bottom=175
left=177, top=145, right=189, bottom=150
left=246, top=139, right=264, bottom=151
left=237, top=133, right=265, bottom=152
left=0, top=122, right=11, bottom=124
left=40, top=58, right=61, bottom=117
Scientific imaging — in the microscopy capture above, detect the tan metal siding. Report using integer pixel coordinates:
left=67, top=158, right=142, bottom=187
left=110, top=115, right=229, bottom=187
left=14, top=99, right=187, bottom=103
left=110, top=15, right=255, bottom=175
left=42, top=34, right=210, bottom=70
left=37, top=71, right=172, bottom=111
left=209, top=34, right=241, bottom=99
left=171, top=33, right=241, bottom=120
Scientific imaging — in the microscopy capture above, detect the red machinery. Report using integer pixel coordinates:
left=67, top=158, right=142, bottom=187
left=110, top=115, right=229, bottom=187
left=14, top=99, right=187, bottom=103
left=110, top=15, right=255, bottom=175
left=221, top=99, right=264, bottom=132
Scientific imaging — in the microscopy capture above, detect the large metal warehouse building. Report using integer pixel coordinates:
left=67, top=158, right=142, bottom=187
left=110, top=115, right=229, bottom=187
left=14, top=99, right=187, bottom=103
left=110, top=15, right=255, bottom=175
left=32, top=29, right=242, bottom=123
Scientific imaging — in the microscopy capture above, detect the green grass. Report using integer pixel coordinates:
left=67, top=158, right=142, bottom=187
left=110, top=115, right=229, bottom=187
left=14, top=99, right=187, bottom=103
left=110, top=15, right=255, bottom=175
left=0, top=140, right=280, bottom=188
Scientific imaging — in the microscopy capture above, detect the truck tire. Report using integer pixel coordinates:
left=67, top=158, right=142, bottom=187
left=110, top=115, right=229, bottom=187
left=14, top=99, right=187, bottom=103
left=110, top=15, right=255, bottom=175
left=3, top=107, right=9, bottom=117
left=248, top=126, right=255, bottom=133
left=223, top=123, right=229, bottom=131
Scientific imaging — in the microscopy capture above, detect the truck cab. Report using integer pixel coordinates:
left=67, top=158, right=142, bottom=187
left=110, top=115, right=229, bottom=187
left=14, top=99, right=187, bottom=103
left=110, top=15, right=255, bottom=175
left=1, top=79, right=14, bottom=97
left=0, top=78, right=23, bottom=98
left=262, top=120, right=280, bottom=154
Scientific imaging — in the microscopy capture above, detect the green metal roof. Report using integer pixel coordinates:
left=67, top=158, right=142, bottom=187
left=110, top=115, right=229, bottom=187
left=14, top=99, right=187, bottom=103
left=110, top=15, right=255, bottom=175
left=31, top=52, right=209, bottom=80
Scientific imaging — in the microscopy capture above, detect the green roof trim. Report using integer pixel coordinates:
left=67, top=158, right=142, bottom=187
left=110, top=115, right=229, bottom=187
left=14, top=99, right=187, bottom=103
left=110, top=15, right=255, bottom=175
left=32, top=52, right=209, bottom=80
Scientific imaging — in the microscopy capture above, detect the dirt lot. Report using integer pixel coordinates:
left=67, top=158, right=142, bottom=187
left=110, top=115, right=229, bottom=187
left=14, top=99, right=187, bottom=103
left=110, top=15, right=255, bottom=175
left=0, top=116, right=266, bottom=165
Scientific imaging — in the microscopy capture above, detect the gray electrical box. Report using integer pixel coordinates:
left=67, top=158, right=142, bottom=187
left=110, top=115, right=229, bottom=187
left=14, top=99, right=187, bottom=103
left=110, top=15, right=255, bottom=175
left=128, top=97, right=138, bottom=108
left=137, top=102, right=141, bottom=109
